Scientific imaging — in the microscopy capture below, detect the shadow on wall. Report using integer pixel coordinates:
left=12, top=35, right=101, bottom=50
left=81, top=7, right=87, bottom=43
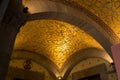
left=6, top=67, right=45, bottom=80
left=0, top=0, right=2, bottom=5
left=72, top=64, right=108, bottom=80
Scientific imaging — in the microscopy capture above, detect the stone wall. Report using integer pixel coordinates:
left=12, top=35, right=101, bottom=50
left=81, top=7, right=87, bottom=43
left=67, top=58, right=117, bottom=80
left=6, top=59, right=54, bottom=80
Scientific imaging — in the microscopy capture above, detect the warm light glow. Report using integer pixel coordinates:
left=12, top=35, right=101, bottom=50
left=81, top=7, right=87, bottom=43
left=14, top=20, right=103, bottom=69
left=58, top=76, right=62, bottom=80
left=71, top=0, right=120, bottom=42
left=22, top=0, right=120, bottom=43
left=22, top=0, right=54, bottom=14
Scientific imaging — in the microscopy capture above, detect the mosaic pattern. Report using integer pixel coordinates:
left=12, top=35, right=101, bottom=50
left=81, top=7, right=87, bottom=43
left=14, top=20, right=102, bottom=69
left=22, top=0, right=120, bottom=42
left=70, top=0, right=120, bottom=39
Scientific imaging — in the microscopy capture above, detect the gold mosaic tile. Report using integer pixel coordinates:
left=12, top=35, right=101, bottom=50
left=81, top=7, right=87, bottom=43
left=70, top=0, right=120, bottom=39
left=14, top=20, right=103, bottom=69
left=22, top=0, right=120, bottom=42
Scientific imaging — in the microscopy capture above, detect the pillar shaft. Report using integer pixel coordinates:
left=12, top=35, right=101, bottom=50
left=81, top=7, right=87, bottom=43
left=0, top=0, right=26, bottom=79
left=111, top=43, right=120, bottom=79
left=0, top=0, right=9, bottom=24
left=0, top=24, right=19, bottom=80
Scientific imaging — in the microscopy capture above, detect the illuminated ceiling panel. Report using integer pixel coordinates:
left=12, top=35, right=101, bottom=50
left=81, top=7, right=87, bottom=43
left=14, top=20, right=103, bottom=69
left=70, top=0, right=120, bottom=39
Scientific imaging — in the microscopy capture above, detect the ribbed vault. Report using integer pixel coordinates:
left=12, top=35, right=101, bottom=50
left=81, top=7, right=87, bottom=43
left=14, top=20, right=103, bottom=69
left=0, top=0, right=119, bottom=80
left=11, top=48, right=112, bottom=79
left=7, top=0, right=120, bottom=79
left=12, top=0, right=119, bottom=75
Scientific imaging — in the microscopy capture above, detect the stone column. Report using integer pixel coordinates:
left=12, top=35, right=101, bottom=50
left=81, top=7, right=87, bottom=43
left=0, top=24, right=20, bottom=80
left=0, top=0, right=27, bottom=79
left=0, top=0, right=10, bottom=24
left=111, top=43, right=120, bottom=80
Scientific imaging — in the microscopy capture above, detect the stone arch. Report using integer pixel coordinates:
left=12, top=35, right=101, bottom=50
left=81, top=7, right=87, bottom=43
left=60, top=48, right=113, bottom=79
left=25, top=10, right=116, bottom=57
left=0, top=0, right=119, bottom=80
left=11, top=50, right=59, bottom=80
left=11, top=48, right=113, bottom=80
left=21, top=0, right=120, bottom=56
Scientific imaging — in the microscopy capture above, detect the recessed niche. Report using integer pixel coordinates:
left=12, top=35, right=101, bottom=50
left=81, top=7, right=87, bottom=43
left=78, top=74, right=100, bottom=80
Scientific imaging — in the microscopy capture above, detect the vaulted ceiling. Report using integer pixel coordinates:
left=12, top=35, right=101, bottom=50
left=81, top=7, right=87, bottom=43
left=13, top=0, right=120, bottom=71
left=14, top=20, right=103, bottom=69
left=22, top=0, right=120, bottom=39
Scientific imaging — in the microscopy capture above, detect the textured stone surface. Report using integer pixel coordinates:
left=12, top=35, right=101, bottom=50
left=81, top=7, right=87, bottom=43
left=8, top=60, right=53, bottom=80
left=67, top=58, right=117, bottom=80
left=14, top=20, right=102, bottom=68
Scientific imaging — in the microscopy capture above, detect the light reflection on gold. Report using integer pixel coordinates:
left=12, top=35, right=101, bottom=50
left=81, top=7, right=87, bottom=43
left=22, top=0, right=120, bottom=41
left=14, top=20, right=103, bottom=69
left=70, top=0, right=120, bottom=40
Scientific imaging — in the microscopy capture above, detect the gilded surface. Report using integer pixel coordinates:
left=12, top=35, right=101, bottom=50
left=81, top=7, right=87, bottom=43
left=22, top=0, right=120, bottom=41
left=14, top=20, right=102, bottom=68
left=70, top=0, right=120, bottom=38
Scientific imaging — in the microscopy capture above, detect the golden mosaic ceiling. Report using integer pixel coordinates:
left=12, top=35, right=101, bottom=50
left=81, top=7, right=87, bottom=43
left=70, top=0, right=120, bottom=39
left=23, top=0, right=120, bottom=40
left=14, top=20, right=103, bottom=69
